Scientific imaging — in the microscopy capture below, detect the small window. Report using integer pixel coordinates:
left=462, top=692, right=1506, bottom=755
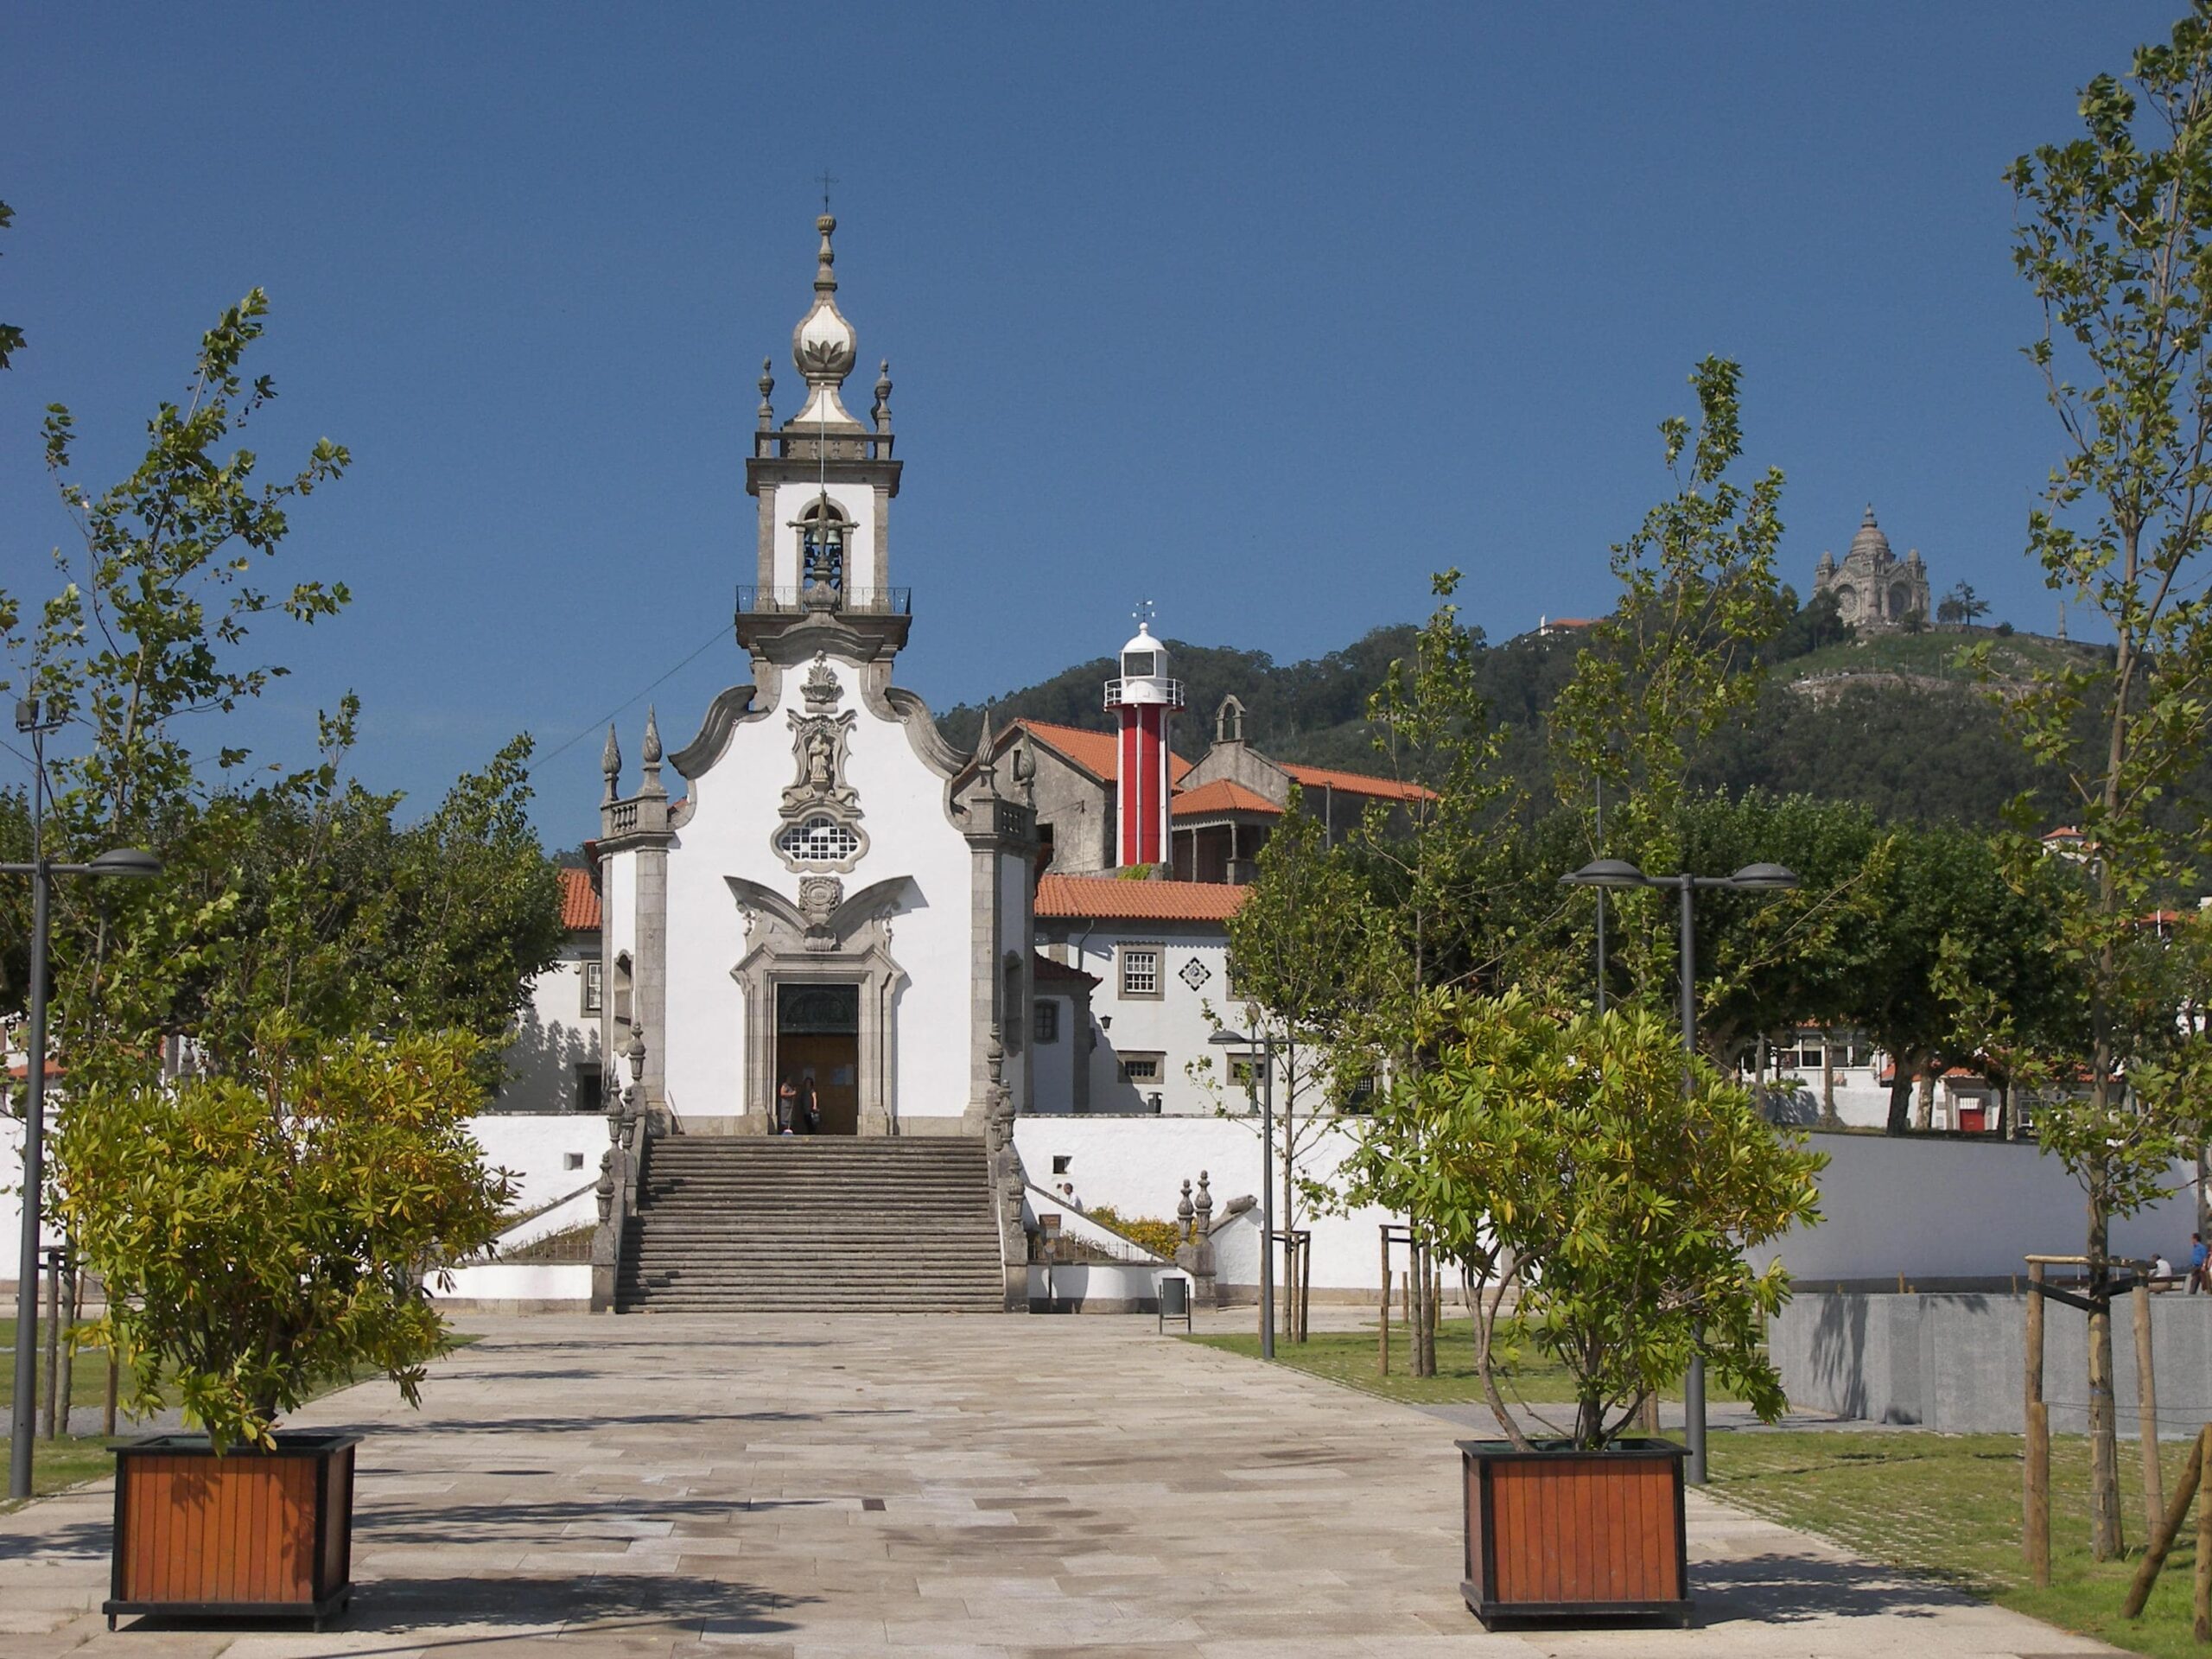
left=563, top=1151, right=585, bottom=1171
left=582, top=959, right=604, bottom=1016
left=575, top=1064, right=604, bottom=1116
left=1034, top=1000, right=1060, bottom=1044
left=1229, top=1056, right=1258, bottom=1086
left=1120, top=1054, right=1162, bottom=1084
left=1051, top=1154, right=1071, bottom=1175
left=1122, top=650, right=1156, bottom=677
left=1120, top=946, right=1161, bottom=999
left=777, top=814, right=861, bottom=863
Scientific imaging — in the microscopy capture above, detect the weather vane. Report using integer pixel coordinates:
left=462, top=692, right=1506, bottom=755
left=1134, top=598, right=1155, bottom=630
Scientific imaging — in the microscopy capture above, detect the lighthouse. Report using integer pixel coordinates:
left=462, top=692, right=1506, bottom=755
left=1106, top=618, right=1184, bottom=867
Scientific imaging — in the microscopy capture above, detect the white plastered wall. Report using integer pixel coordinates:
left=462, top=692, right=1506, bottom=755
left=1042, top=920, right=1239, bottom=1115
left=498, top=944, right=602, bottom=1114
left=660, top=653, right=974, bottom=1123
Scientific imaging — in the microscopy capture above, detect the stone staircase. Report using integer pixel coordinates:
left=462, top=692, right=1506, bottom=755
left=614, top=1136, right=1007, bottom=1313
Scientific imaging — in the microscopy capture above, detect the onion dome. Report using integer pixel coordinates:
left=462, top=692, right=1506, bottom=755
left=1849, top=505, right=1893, bottom=566
left=790, top=214, right=861, bottom=430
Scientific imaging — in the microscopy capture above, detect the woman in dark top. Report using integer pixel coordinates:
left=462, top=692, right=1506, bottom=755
left=797, top=1074, right=822, bottom=1135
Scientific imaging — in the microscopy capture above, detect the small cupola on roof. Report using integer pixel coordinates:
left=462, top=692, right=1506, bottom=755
left=789, top=213, right=862, bottom=432
left=1849, top=505, right=1893, bottom=567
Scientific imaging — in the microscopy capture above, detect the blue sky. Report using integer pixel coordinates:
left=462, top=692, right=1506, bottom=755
left=0, top=3, right=2180, bottom=842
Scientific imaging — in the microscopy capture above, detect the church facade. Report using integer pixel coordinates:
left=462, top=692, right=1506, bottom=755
left=1812, top=505, right=1930, bottom=631
left=590, top=215, right=1040, bottom=1137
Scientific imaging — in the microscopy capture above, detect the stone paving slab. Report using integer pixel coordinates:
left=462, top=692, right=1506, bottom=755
left=0, top=1313, right=2117, bottom=1657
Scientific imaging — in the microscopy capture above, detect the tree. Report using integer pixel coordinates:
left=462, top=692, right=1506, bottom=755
left=2003, top=10, right=2212, bottom=1556
left=1551, top=357, right=1789, bottom=1018
left=1339, top=990, right=1823, bottom=1448
left=52, top=1024, right=514, bottom=1451
left=0, top=199, right=23, bottom=371
left=1937, top=582, right=1992, bottom=626
left=1209, top=787, right=1377, bottom=1338
left=2, top=289, right=351, bottom=1078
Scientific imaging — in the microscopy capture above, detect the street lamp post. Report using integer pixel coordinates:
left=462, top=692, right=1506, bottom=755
left=1560, top=857, right=1799, bottom=1485
left=1211, top=1025, right=1277, bottom=1360
left=6, top=697, right=161, bottom=1501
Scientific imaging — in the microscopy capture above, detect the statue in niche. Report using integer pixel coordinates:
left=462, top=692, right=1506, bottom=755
left=780, top=708, right=859, bottom=817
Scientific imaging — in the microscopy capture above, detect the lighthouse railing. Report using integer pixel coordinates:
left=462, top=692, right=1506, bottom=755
left=1103, top=677, right=1185, bottom=709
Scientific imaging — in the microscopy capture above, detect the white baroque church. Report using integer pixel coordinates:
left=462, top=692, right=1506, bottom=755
left=591, top=213, right=1041, bottom=1139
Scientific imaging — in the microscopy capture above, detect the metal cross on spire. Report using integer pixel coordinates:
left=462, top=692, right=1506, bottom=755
left=817, top=169, right=838, bottom=213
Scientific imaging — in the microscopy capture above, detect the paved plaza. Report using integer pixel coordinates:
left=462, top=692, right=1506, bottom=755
left=0, top=1313, right=2113, bottom=1657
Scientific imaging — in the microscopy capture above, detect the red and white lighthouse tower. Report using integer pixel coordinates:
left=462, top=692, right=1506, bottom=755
left=1106, top=617, right=1183, bottom=867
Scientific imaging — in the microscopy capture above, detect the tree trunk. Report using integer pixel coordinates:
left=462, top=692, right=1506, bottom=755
left=2089, top=1163, right=2124, bottom=1560
left=1914, top=1075, right=1936, bottom=1132
left=1885, top=1067, right=1915, bottom=1135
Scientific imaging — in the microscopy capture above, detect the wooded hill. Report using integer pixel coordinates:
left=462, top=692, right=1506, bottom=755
left=936, top=606, right=2108, bottom=831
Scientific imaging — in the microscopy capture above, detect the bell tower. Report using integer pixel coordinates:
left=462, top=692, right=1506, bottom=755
left=741, top=214, right=909, bottom=659
left=1107, top=614, right=1183, bottom=867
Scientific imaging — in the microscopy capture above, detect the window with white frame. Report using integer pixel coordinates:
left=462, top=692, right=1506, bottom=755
left=1119, top=944, right=1162, bottom=1000
left=582, top=959, right=604, bottom=1016
left=1119, top=1053, right=1163, bottom=1084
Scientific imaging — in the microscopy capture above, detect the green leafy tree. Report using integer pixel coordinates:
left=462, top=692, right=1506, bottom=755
left=52, top=1024, right=515, bottom=1452
left=1209, top=788, right=1378, bottom=1335
left=1340, top=990, right=1823, bottom=1449
left=1937, top=582, right=1991, bottom=626
left=2003, top=8, right=2212, bottom=1558
left=1, top=289, right=351, bottom=1071
left=1551, top=357, right=1789, bottom=1014
left=0, top=199, right=23, bottom=371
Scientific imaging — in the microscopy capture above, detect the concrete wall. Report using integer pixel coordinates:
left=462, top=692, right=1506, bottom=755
left=468, top=1113, right=612, bottom=1217
left=1747, top=1134, right=2200, bottom=1287
left=1774, top=1290, right=2212, bottom=1435
left=429, top=1261, right=591, bottom=1312
left=1012, top=1115, right=1397, bottom=1290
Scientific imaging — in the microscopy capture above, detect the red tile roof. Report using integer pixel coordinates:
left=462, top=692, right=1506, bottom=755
left=1280, top=763, right=1436, bottom=804
left=558, top=866, right=602, bottom=931
left=1034, top=874, right=1247, bottom=923
left=1171, top=779, right=1282, bottom=818
left=1012, top=720, right=1195, bottom=786
left=1033, top=950, right=1101, bottom=988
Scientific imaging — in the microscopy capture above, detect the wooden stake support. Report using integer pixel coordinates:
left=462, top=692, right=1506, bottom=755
left=2124, top=1424, right=2212, bottom=1635
left=2025, top=1260, right=2050, bottom=1588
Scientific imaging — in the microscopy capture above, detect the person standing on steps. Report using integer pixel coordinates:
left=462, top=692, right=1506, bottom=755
left=2191, top=1232, right=2209, bottom=1294
left=776, top=1074, right=798, bottom=1135
left=798, top=1071, right=822, bottom=1135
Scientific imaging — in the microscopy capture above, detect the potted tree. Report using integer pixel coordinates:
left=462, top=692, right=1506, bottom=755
left=1343, top=990, right=1824, bottom=1630
left=51, top=1024, right=513, bottom=1630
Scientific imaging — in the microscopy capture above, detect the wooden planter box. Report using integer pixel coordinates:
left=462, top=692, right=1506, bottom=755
left=1458, top=1438, right=1689, bottom=1628
left=105, top=1433, right=360, bottom=1630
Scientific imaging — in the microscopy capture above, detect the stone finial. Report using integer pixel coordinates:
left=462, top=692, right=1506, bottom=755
left=1010, top=740, right=1035, bottom=804
left=601, top=723, right=622, bottom=803
left=815, top=213, right=838, bottom=294
left=872, top=358, right=893, bottom=432
left=1178, top=1179, right=1195, bottom=1240
left=1194, top=1171, right=1213, bottom=1230
left=639, top=706, right=665, bottom=798
left=969, top=703, right=999, bottom=794
left=987, top=1025, right=1005, bottom=1086
left=626, top=1023, right=648, bottom=1088
left=757, top=358, right=776, bottom=430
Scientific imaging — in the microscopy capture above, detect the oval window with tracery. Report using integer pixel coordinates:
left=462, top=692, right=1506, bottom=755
left=778, top=814, right=861, bottom=863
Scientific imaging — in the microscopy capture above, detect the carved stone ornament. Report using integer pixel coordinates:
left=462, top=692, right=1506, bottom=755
left=774, top=708, right=868, bottom=873
left=801, top=652, right=843, bottom=711
left=798, top=875, right=844, bottom=950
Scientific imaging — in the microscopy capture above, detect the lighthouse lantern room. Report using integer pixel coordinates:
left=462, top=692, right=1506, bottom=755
left=1104, top=619, right=1184, bottom=867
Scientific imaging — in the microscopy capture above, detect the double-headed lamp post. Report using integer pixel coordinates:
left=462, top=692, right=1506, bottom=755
left=6, top=697, right=162, bottom=1500
left=1210, top=1024, right=1278, bottom=1360
left=1559, top=857, right=1799, bottom=1486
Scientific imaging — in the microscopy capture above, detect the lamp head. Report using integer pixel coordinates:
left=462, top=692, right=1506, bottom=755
left=1209, top=1028, right=1255, bottom=1048
left=1726, top=862, right=1801, bottom=891
left=86, top=848, right=162, bottom=879
left=1560, top=858, right=1649, bottom=890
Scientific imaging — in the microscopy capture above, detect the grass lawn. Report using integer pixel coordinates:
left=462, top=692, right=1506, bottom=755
left=1190, top=1328, right=2208, bottom=1658
left=1187, top=1322, right=1743, bottom=1408
left=1709, top=1430, right=2209, bottom=1659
